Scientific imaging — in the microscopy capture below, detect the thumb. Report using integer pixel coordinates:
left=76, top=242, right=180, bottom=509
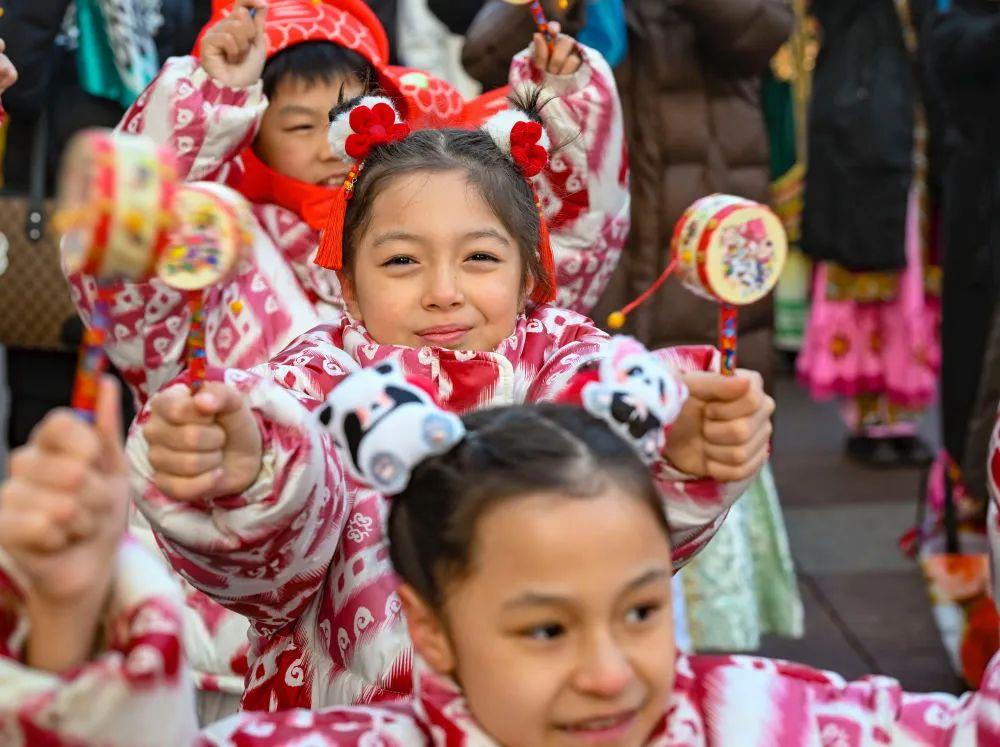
left=252, top=0, right=268, bottom=39
left=94, top=375, right=126, bottom=473
left=192, top=382, right=246, bottom=418
left=682, top=371, right=750, bottom=403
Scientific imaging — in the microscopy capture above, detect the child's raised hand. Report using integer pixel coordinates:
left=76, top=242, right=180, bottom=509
left=0, top=377, right=127, bottom=610
left=532, top=21, right=583, bottom=76
left=664, top=370, right=774, bottom=483
left=0, top=39, right=18, bottom=95
left=200, top=0, right=269, bottom=89
left=144, top=382, right=262, bottom=502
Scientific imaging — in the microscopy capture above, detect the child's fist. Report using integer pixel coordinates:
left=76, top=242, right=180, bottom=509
left=201, top=0, right=269, bottom=89
left=664, top=370, right=774, bottom=483
left=0, top=38, right=18, bottom=95
left=532, top=21, right=583, bottom=76
left=0, top=376, right=128, bottom=606
left=144, top=382, right=262, bottom=502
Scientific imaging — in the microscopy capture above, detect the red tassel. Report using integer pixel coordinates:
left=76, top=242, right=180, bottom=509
left=314, top=176, right=352, bottom=269
left=529, top=183, right=557, bottom=305
left=532, top=212, right=557, bottom=304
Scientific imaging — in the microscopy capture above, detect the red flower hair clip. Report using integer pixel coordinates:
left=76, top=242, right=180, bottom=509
left=509, top=120, right=548, bottom=178
left=345, top=102, right=411, bottom=160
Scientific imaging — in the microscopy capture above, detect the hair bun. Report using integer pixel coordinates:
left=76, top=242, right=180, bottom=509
left=327, top=95, right=408, bottom=162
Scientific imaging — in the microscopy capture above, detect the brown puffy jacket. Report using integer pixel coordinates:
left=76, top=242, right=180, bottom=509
left=593, top=0, right=793, bottom=387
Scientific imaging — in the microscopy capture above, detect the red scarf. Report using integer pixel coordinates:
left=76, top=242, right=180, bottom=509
left=234, top=146, right=339, bottom=231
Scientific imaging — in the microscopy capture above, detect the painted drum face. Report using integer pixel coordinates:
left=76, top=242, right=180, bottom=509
left=156, top=183, right=252, bottom=291
left=672, top=194, right=788, bottom=306
left=56, top=129, right=178, bottom=281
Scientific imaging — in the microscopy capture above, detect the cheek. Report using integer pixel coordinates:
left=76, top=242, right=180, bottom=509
left=351, top=271, right=411, bottom=324
left=632, top=622, right=676, bottom=727
left=476, top=276, right=527, bottom=323
left=452, top=631, right=559, bottom=743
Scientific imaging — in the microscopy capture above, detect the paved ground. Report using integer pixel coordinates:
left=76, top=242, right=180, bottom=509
left=759, top=364, right=963, bottom=694
left=0, top=348, right=964, bottom=694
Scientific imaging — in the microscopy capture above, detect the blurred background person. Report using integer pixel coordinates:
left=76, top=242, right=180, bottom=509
left=797, top=0, right=940, bottom=470
left=0, top=0, right=207, bottom=450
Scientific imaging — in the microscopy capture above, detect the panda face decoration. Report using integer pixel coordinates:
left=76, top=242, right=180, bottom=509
left=580, top=337, right=688, bottom=464
left=317, top=361, right=466, bottom=495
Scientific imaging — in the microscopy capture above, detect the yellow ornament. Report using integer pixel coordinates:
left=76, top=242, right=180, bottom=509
left=607, top=311, right=626, bottom=329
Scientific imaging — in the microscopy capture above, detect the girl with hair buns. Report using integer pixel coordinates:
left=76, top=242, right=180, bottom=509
left=1, top=374, right=998, bottom=744
left=121, top=92, right=774, bottom=711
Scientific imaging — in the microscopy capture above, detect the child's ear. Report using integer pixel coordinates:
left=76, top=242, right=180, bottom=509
left=399, top=584, right=455, bottom=674
left=520, top=274, right=536, bottom=311
left=340, top=273, right=363, bottom=320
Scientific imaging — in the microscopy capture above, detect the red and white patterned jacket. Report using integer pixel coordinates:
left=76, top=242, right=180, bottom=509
left=2, top=539, right=998, bottom=747
left=68, top=46, right=628, bottom=408
left=65, top=45, right=627, bottom=703
left=127, top=306, right=748, bottom=711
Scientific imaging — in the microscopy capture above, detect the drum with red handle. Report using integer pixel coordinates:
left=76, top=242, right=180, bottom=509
left=157, top=182, right=254, bottom=390
left=673, top=194, right=787, bottom=375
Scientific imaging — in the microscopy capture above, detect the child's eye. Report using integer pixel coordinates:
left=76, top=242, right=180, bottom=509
left=625, top=602, right=663, bottom=625
left=285, top=124, right=313, bottom=132
left=381, top=256, right=416, bottom=267
left=467, top=252, right=500, bottom=263
left=521, top=623, right=565, bottom=642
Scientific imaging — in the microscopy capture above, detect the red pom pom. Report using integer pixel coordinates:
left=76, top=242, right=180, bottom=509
left=509, top=120, right=548, bottom=178
left=344, top=102, right=411, bottom=160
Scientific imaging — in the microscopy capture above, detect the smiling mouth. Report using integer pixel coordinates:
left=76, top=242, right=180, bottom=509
left=557, top=709, right=639, bottom=741
left=416, top=325, right=472, bottom=345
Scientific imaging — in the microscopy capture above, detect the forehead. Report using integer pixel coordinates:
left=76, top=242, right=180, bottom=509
left=367, top=170, right=510, bottom=237
left=269, top=73, right=364, bottom=112
left=466, top=488, right=672, bottom=592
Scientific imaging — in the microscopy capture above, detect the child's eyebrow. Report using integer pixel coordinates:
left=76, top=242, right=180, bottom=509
left=371, top=229, right=510, bottom=248
left=461, top=229, right=510, bottom=245
left=277, top=104, right=322, bottom=117
left=502, top=567, right=670, bottom=610
left=372, top=230, right=425, bottom=248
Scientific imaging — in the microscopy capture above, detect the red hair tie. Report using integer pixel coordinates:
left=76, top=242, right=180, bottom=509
left=509, top=120, right=548, bottom=178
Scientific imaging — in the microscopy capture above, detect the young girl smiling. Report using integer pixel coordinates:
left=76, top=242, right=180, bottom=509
left=124, top=95, right=774, bottom=711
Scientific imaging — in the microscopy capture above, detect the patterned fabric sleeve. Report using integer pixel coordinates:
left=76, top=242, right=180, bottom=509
left=509, top=44, right=630, bottom=316
left=525, top=319, right=754, bottom=572
left=198, top=704, right=426, bottom=746
left=0, top=539, right=200, bottom=747
left=666, top=651, right=1000, bottom=745
left=128, top=356, right=354, bottom=632
left=116, top=55, right=266, bottom=183
left=64, top=57, right=267, bottom=405
left=651, top=345, right=754, bottom=570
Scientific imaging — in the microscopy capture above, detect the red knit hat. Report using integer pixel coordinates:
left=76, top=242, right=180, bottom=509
left=193, top=0, right=389, bottom=67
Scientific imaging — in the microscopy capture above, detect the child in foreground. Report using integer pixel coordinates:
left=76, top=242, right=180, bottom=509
left=1, top=375, right=997, bottom=745
left=126, top=93, right=773, bottom=710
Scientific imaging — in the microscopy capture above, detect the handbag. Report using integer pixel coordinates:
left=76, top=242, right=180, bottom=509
left=0, top=112, right=79, bottom=351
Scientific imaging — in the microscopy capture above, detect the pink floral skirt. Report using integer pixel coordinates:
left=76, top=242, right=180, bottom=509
left=797, top=186, right=940, bottom=411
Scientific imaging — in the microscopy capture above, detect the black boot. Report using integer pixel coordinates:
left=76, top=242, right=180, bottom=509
left=845, top=434, right=902, bottom=469
left=890, top=435, right=935, bottom=467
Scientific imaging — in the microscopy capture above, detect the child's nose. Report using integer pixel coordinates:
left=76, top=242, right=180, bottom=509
left=572, top=635, right=635, bottom=698
left=422, top=269, right=465, bottom=310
